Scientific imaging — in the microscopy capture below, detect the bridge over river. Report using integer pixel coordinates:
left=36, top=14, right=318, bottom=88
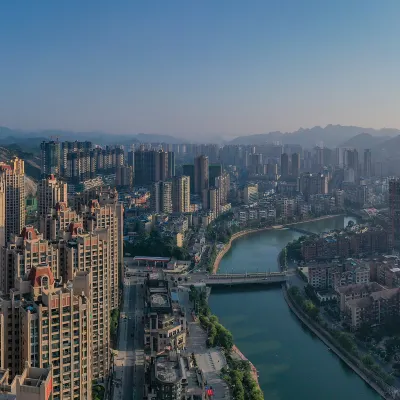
left=180, top=272, right=287, bottom=287
left=284, top=226, right=315, bottom=236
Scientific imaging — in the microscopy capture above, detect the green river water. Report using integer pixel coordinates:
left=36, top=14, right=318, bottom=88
left=209, top=216, right=382, bottom=400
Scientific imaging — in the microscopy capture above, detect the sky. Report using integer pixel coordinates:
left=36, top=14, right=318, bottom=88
left=1, top=0, right=400, bottom=139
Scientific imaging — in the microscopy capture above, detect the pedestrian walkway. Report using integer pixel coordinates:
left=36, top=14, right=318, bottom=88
left=186, top=321, right=231, bottom=400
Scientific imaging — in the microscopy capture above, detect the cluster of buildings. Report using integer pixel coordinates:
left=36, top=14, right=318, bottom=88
left=301, top=224, right=392, bottom=261
left=0, top=158, right=123, bottom=399
left=41, top=140, right=125, bottom=186
left=304, top=253, right=400, bottom=331
left=143, top=272, right=205, bottom=399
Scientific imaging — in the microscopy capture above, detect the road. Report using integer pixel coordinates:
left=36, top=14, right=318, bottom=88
left=112, top=274, right=145, bottom=400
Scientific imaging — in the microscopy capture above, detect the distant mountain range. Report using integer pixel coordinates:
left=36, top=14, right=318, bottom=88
left=2, top=124, right=400, bottom=151
left=228, top=125, right=400, bottom=148
left=339, top=133, right=391, bottom=149
left=0, top=126, right=188, bottom=148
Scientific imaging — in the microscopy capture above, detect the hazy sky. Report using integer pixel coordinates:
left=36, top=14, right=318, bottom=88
left=1, top=0, right=400, bottom=138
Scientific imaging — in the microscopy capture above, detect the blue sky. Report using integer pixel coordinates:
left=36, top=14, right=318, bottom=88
left=1, top=0, right=399, bottom=138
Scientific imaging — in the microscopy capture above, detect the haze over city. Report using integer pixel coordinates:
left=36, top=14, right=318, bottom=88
left=3, top=2, right=400, bottom=400
left=1, top=0, right=400, bottom=138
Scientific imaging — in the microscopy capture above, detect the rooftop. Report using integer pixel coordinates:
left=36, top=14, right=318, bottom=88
left=155, top=355, right=181, bottom=384
left=347, top=288, right=400, bottom=309
left=336, top=282, right=383, bottom=296
left=150, top=293, right=170, bottom=309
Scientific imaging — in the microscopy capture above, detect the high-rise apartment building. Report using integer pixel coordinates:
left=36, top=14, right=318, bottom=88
left=0, top=264, right=91, bottom=399
left=39, top=202, right=81, bottom=241
left=134, top=150, right=175, bottom=186
left=81, top=198, right=121, bottom=310
left=151, top=181, right=173, bottom=214
left=20, top=265, right=91, bottom=399
left=267, top=163, right=278, bottom=178
left=363, top=149, right=372, bottom=178
left=40, top=140, right=61, bottom=176
left=172, top=176, right=190, bottom=213
left=389, top=179, right=400, bottom=244
left=116, top=165, right=133, bottom=188
left=249, top=153, right=263, bottom=175
left=215, top=172, right=230, bottom=205
left=203, top=187, right=220, bottom=216
left=194, top=155, right=209, bottom=195
left=182, top=165, right=195, bottom=194
left=0, top=158, right=25, bottom=242
left=0, top=226, right=60, bottom=295
left=299, top=173, right=328, bottom=198
left=38, top=175, right=68, bottom=217
left=0, top=182, right=5, bottom=247
left=208, top=164, right=222, bottom=187
left=60, top=225, right=111, bottom=380
left=291, top=153, right=300, bottom=178
left=344, top=149, right=359, bottom=182
left=280, top=153, right=289, bottom=177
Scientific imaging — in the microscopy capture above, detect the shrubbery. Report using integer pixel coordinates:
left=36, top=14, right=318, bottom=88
left=222, top=359, right=263, bottom=400
left=288, top=286, right=319, bottom=321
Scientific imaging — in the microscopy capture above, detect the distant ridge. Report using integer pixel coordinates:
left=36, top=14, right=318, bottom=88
left=1, top=124, right=400, bottom=148
left=228, top=125, right=400, bottom=147
left=0, top=126, right=187, bottom=146
left=339, top=133, right=390, bottom=150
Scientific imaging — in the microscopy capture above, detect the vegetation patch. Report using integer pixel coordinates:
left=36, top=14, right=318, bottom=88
left=92, top=384, right=105, bottom=400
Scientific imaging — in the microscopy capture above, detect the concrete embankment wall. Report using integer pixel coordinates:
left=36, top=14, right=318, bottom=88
left=282, top=285, right=393, bottom=400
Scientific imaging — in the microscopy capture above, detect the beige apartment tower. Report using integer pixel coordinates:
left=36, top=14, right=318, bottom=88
left=20, top=264, right=91, bottom=399
left=81, top=198, right=121, bottom=310
left=0, top=158, right=25, bottom=241
left=39, top=202, right=81, bottom=241
left=172, top=176, right=191, bottom=213
left=38, top=175, right=68, bottom=217
left=0, top=226, right=60, bottom=295
left=61, top=225, right=111, bottom=380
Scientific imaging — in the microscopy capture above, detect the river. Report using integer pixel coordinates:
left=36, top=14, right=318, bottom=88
left=209, top=216, right=382, bottom=400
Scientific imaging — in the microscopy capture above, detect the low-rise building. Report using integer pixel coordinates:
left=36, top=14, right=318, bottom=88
left=336, top=282, right=384, bottom=313
left=345, top=287, right=400, bottom=330
left=144, top=273, right=186, bottom=355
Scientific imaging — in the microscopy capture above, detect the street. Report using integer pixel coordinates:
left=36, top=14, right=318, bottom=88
left=112, top=273, right=145, bottom=400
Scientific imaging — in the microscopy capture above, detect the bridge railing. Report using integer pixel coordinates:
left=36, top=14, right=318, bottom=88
left=206, top=272, right=286, bottom=280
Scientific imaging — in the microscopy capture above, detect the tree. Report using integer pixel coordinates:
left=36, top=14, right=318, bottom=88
left=336, top=332, right=357, bottom=354
left=302, top=300, right=319, bottom=320
left=361, top=354, right=374, bottom=368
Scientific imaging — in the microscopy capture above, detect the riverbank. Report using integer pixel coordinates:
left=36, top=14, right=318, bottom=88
left=232, top=345, right=259, bottom=386
left=212, top=214, right=342, bottom=274
left=283, top=285, right=394, bottom=400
